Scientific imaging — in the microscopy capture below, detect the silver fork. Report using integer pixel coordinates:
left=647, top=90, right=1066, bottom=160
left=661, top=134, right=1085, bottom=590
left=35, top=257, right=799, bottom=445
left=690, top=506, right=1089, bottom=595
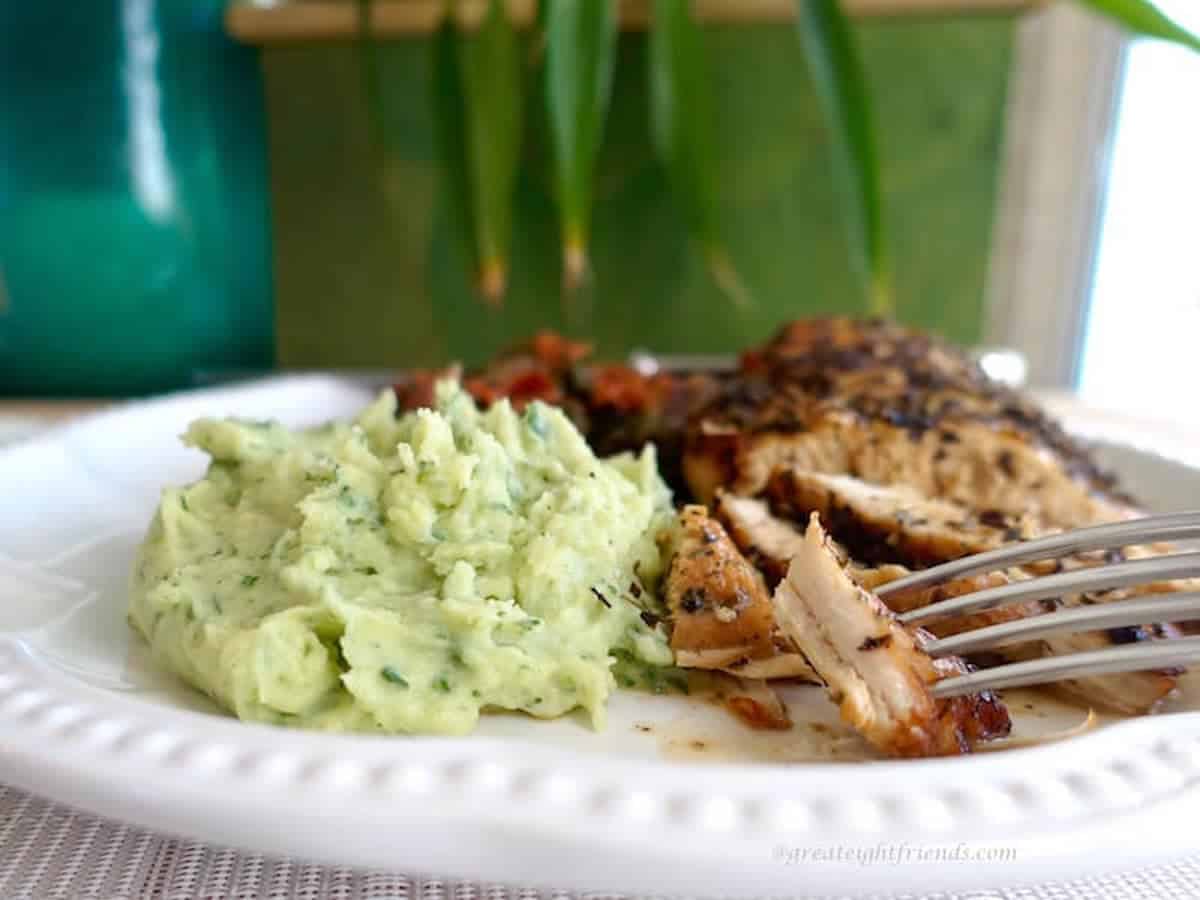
left=873, top=511, right=1200, bottom=698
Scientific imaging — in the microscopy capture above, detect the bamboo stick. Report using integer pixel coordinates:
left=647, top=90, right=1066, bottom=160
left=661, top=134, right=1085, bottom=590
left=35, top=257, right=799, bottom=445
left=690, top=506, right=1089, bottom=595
left=228, top=0, right=1042, bottom=44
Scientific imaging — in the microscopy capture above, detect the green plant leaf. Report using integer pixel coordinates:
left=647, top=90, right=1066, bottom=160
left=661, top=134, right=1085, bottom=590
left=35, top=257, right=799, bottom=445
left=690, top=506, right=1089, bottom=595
left=1076, top=0, right=1200, bottom=52
left=649, top=0, right=751, bottom=307
left=430, top=7, right=478, bottom=290
left=795, top=0, right=892, bottom=317
left=530, top=0, right=551, bottom=65
left=544, top=0, right=620, bottom=292
left=459, top=0, right=524, bottom=302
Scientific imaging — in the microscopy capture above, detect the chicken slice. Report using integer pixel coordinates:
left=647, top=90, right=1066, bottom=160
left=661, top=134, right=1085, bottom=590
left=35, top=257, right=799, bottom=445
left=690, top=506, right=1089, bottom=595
left=663, top=506, right=815, bottom=682
left=714, top=492, right=810, bottom=587
left=685, top=409, right=1139, bottom=529
left=717, top=676, right=793, bottom=731
left=770, top=514, right=1011, bottom=757
left=714, top=489, right=1180, bottom=714
left=719, top=651, right=818, bottom=680
left=752, top=475, right=1182, bottom=713
left=716, top=492, right=1027, bottom=637
left=763, top=469, right=1038, bottom=568
left=1029, top=578, right=1184, bottom=714
left=683, top=318, right=1139, bottom=529
left=871, top=567, right=1181, bottom=714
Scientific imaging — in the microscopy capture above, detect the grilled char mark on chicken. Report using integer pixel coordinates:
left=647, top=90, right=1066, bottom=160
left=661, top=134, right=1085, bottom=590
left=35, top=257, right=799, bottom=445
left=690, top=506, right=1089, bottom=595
left=771, top=515, right=1011, bottom=757
left=683, top=318, right=1138, bottom=528
left=718, top=650, right=819, bottom=681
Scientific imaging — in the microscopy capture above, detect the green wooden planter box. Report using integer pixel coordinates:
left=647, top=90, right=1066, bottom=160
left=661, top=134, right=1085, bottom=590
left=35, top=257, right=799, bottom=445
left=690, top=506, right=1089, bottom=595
left=242, top=6, right=1017, bottom=368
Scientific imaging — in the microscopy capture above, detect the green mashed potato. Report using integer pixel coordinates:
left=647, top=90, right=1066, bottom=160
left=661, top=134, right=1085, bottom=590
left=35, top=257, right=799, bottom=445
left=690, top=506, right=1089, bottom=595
left=128, top=383, right=675, bottom=734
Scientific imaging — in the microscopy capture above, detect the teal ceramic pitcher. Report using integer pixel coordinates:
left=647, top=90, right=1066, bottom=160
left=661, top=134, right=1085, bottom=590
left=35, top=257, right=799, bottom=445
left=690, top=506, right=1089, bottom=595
left=0, top=1, right=273, bottom=397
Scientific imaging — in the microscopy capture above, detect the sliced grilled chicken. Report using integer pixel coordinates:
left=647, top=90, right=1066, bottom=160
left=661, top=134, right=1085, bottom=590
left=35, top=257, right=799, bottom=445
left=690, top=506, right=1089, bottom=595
left=763, top=469, right=1039, bottom=568
left=717, top=676, right=793, bottom=731
left=766, top=468, right=1179, bottom=583
left=770, top=515, right=1011, bottom=757
left=1028, top=558, right=1186, bottom=713
left=715, top=492, right=1027, bottom=638
left=755, top=469, right=1181, bottom=712
left=866, top=562, right=1180, bottom=714
left=684, top=319, right=1138, bottom=529
left=714, top=492, right=808, bottom=587
left=857, top=564, right=1045, bottom=641
left=850, top=563, right=918, bottom=593
left=663, top=506, right=816, bottom=681
left=686, top=413, right=1137, bottom=530
left=719, top=650, right=819, bottom=681
left=1042, top=636, right=1179, bottom=714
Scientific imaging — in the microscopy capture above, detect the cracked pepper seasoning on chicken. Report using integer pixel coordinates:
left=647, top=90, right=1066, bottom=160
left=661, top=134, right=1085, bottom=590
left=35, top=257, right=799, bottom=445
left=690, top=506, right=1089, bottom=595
left=128, top=383, right=673, bottom=735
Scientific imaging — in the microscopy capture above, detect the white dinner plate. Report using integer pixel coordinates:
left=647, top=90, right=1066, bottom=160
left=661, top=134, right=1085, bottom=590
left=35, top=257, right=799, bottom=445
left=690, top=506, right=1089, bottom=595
left=3, top=376, right=1200, bottom=898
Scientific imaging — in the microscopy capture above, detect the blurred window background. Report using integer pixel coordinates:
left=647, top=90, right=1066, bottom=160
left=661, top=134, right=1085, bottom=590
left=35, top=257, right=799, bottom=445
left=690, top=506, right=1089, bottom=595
left=1078, top=0, right=1200, bottom=420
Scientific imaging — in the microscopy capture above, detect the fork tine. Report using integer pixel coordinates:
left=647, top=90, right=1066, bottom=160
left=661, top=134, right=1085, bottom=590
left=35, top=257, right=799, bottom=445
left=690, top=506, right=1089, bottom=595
left=897, top=552, right=1200, bottom=625
left=930, top=635, right=1200, bottom=698
left=876, top=510, right=1200, bottom=601
left=923, top=591, right=1200, bottom=657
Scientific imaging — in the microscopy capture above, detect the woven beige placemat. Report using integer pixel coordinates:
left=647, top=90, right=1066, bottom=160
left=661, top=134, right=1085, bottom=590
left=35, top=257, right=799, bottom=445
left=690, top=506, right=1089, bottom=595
left=2, top=783, right=1200, bottom=900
